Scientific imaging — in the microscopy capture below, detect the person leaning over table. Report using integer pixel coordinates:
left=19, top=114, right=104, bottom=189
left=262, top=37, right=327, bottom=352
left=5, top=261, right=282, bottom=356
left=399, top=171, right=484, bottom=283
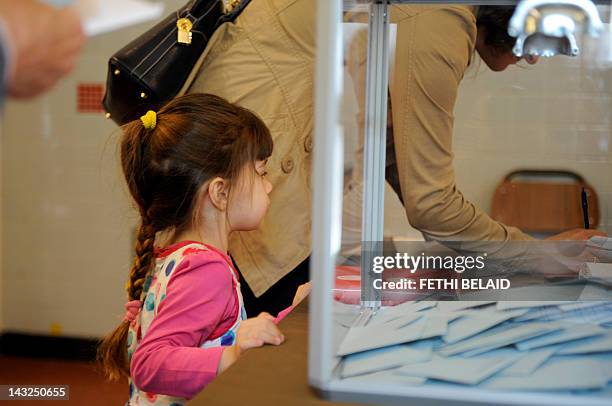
left=185, top=1, right=606, bottom=317
left=340, top=6, right=607, bottom=256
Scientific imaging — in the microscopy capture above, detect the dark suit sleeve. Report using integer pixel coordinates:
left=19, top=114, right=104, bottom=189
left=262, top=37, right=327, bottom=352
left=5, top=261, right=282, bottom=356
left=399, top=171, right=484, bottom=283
left=0, top=19, right=12, bottom=106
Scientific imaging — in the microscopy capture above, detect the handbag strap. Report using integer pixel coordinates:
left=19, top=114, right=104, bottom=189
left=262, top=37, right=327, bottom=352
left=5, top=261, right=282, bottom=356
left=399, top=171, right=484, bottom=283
left=216, top=0, right=252, bottom=28
left=134, top=0, right=250, bottom=79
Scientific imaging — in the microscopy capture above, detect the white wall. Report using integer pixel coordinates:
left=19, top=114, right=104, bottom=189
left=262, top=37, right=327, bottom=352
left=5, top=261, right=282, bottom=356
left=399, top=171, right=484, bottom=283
left=1, top=0, right=183, bottom=338
left=383, top=52, right=612, bottom=238
left=453, top=54, right=612, bottom=236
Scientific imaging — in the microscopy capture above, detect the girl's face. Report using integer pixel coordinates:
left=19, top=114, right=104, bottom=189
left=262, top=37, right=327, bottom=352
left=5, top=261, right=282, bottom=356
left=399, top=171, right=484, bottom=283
left=227, top=160, right=273, bottom=231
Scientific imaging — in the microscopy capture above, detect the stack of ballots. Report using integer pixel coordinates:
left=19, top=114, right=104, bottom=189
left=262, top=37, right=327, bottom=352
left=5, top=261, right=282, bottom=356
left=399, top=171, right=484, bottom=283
left=335, top=276, right=612, bottom=399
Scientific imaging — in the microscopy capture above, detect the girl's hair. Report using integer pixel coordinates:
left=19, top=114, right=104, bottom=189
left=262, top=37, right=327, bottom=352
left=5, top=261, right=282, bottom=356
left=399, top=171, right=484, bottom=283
left=476, top=6, right=517, bottom=54
left=98, top=93, right=273, bottom=381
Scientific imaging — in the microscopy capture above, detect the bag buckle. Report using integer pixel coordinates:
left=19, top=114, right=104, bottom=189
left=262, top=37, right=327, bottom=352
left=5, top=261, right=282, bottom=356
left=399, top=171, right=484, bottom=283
left=224, top=0, right=242, bottom=13
left=177, top=17, right=193, bottom=45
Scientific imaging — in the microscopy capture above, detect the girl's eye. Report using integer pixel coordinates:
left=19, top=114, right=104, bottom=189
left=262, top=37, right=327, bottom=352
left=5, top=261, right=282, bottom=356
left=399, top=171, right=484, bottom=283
left=261, top=171, right=268, bottom=177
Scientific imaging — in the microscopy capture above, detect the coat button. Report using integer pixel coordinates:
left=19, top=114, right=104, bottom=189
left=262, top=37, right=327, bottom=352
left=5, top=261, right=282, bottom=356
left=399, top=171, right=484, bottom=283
left=281, top=158, right=294, bottom=173
left=304, top=135, right=313, bottom=153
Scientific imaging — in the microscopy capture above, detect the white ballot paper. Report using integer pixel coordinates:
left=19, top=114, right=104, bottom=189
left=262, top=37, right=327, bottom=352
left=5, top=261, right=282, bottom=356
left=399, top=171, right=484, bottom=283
left=45, top=0, right=165, bottom=36
left=558, top=333, right=612, bottom=355
left=79, top=0, right=165, bottom=36
left=342, top=370, right=426, bottom=386
left=484, top=359, right=608, bottom=391
left=438, top=323, right=561, bottom=357
left=584, top=263, right=612, bottom=286
left=443, top=309, right=528, bottom=344
left=336, top=313, right=448, bottom=356
left=336, top=295, right=612, bottom=396
left=589, top=236, right=612, bottom=251
left=395, top=354, right=518, bottom=385
left=515, top=323, right=606, bottom=351
left=341, top=344, right=432, bottom=378
left=337, top=315, right=425, bottom=356
left=498, top=348, right=556, bottom=377
left=588, top=236, right=612, bottom=262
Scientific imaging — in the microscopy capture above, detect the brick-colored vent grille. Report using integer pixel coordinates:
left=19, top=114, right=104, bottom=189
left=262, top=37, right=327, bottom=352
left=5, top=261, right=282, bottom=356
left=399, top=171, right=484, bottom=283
left=77, top=83, right=105, bottom=113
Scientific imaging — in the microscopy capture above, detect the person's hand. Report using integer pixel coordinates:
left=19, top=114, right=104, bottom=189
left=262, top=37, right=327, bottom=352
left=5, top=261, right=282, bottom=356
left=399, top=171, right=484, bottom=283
left=218, top=312, right=285, bottom=373
left=545, top=229, right=607, bottom=241
left=292, top=281, right=311, bottom=306
left=234, top=312, right=284, bottom=355
left=0, top=0, right=86, bottom=99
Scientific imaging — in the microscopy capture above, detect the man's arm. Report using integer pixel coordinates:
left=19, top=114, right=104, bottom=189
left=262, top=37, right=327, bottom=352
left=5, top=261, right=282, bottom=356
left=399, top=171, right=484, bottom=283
left=0, top=0, right=85, bottom=100
left=0, top=17, right=12, bottom=106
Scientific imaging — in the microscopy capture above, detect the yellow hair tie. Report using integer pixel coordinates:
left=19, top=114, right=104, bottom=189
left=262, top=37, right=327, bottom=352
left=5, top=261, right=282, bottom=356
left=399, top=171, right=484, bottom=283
left=140, top=110, right=157, bottom=130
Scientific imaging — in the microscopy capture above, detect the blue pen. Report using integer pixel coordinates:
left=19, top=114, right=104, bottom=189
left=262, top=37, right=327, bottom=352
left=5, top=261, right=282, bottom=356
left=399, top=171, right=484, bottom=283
left=581, top=187, right=590, bottom=230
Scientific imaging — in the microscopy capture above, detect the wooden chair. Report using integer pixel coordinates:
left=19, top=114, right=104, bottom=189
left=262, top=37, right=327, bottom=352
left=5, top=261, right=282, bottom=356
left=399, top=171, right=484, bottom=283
left=491, top=170, right=600, bottom=233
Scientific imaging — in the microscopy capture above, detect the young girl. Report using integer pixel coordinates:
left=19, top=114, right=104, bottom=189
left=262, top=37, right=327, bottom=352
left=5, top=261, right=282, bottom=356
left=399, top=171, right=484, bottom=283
left=98, top=93, right=303, bottom=405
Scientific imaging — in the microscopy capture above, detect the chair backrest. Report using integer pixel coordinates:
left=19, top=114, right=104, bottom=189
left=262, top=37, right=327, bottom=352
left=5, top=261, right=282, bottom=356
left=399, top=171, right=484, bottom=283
left=491, top=169, right=600, bottom=233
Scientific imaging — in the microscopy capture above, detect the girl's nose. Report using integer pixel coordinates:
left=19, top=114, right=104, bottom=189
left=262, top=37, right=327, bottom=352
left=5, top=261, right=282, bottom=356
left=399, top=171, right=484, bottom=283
left=265, top=178, right=273, bottom=194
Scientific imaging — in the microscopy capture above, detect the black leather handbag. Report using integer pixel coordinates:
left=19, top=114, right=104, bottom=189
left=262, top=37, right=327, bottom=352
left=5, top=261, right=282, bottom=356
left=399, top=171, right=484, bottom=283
left=102, top=0, right=250, bottom=126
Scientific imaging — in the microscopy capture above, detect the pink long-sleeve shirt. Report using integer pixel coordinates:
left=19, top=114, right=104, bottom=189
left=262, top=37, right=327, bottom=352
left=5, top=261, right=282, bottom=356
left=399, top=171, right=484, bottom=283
left=130, top=241, right=293, bottom=399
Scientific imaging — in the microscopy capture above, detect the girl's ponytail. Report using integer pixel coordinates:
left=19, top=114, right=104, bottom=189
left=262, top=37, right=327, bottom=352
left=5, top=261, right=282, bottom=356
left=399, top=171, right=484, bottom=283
left=97, top=216, right=157, bottom=381
left=127, top=215, right=156, bottom=302
left=98, top=117, right=159, bottom=381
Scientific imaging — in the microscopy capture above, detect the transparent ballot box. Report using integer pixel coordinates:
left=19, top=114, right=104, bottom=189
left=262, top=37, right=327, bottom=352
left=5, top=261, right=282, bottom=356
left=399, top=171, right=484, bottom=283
left=309, top=1, right=612, bottom=405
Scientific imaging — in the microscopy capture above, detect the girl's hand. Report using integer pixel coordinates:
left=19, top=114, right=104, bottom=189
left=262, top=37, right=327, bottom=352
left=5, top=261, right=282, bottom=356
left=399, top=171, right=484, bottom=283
left=218, top=313, right=284, bottom=373
left=234, top=312, right=284, bottom=355
left=292, top=282, right=312, bottom=306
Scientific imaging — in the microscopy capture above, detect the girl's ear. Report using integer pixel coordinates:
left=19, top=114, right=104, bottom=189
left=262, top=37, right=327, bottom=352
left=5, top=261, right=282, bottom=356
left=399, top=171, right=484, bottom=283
left=207, top=177, right=230, bottom=211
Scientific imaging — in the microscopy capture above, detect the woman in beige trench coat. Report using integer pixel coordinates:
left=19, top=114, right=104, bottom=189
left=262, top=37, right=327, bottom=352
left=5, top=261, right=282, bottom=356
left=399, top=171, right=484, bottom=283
left=187, top=1, right=605, bottom=316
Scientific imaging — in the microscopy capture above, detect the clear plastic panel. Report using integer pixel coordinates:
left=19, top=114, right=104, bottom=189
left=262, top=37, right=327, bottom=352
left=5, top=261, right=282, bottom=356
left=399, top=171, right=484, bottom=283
left=311, top=1, right=612, bottom=405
